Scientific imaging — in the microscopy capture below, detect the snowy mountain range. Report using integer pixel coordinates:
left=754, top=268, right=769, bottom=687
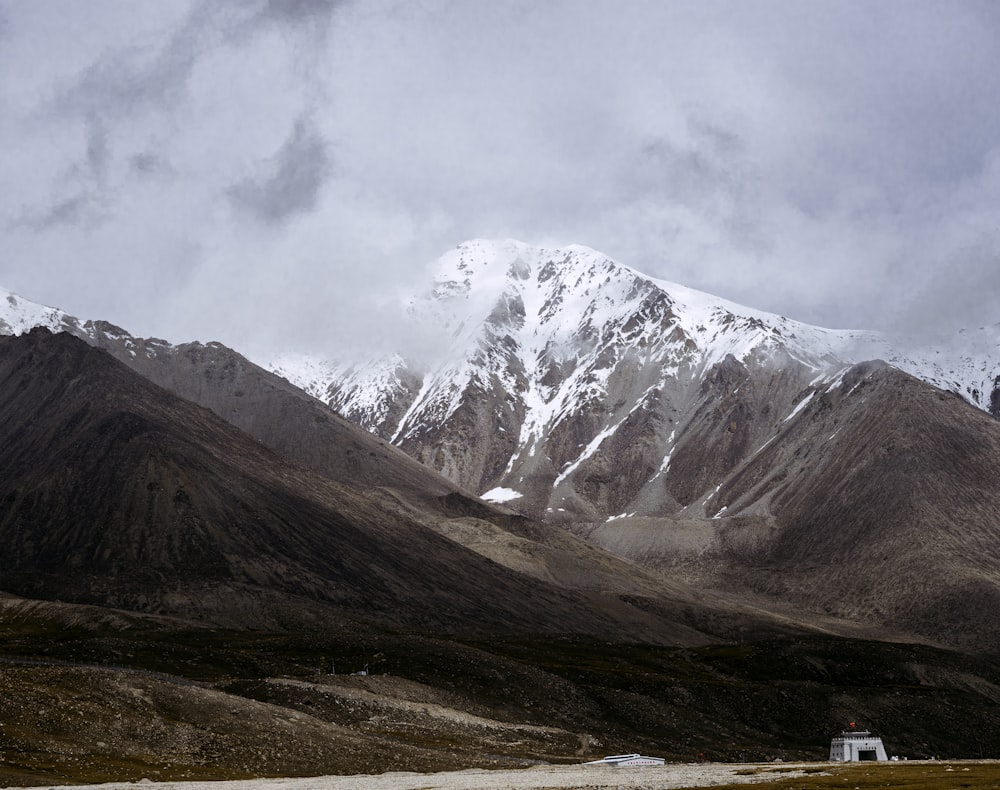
left=5, top=242, right=1000, bottom=648
left=258, top=240, right=1000, bottom=520
left=5, top=240, right=1000, bottom=523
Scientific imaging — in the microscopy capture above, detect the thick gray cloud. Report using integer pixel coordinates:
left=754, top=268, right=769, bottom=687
left=1, top=0, right=999, bottom=359
left=258, top=0, right=341, bottom=30
left=15, top=194, right=100, bottom=232
left=228, top=115, right=332, bottom=224
left=890, top=233, right=1000, bottom=340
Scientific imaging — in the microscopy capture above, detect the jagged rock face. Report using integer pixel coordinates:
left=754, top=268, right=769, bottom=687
left=276, top=241, right=861, bottom=521
left=991, top=374, right=1000, bottom=417
left=268, top=241, right=999, bottom=527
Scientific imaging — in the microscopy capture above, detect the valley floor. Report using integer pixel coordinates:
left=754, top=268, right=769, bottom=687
left=15, top=761, right=1000, bottom=790
left=4, top=762, right=808, bottom=790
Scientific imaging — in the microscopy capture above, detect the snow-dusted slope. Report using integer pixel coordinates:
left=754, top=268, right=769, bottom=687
left=264, top=240, right=1000, bottom=521
left=1, top=288, right=80, bottom=336
left=879, top=327, right=1000, bottom=413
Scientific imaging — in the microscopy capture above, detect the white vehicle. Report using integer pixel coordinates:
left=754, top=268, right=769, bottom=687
left=583, top=753, right=666, bottom=767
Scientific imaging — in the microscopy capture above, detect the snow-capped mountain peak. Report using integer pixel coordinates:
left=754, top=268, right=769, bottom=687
left=0, top=287, right=75, bottom=336
left=419, top=239, right=874, bottom=371
left=266, top=239, right=1000, bottom=521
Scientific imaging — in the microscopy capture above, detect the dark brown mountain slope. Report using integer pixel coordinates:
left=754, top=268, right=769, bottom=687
left=80, top=322, right=460, bottom=504
left=75, top=324, right=675, bottom=600
left=0, top=328, right=727, bottom=642
left=717, top=361, right=1000, bottom=646
left=590, top=360, right=1000, bottom=649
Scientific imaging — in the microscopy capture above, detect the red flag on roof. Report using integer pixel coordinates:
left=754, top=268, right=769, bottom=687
left=849, top=721, right=856, bottom=728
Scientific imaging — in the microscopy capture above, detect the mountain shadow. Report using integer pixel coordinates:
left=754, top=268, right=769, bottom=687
left=0, top=328, right=726, bottom=643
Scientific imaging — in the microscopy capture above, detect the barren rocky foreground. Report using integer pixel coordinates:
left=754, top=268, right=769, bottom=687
left=9, top=762, right=819, bottom=790
left=19, top=761, right=1000, bottom=790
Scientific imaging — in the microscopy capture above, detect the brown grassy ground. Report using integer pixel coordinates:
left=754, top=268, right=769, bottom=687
left=716, top=760, right=1000, bottom=789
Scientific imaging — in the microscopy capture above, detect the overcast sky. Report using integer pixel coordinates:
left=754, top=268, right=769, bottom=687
left=2, top=0, right=1000, bottom=359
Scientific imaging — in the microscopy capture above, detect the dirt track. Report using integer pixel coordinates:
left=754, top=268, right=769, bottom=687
left=20, top=762, right=816, bottom=790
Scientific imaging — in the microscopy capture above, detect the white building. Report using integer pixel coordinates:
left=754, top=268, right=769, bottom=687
left=829, top=729, right=888, bottom=762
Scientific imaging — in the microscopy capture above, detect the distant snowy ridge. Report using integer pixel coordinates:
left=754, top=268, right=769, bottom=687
left=0, top=286, right=229, bottom=366
left=1, top=286, right=182, bottom=363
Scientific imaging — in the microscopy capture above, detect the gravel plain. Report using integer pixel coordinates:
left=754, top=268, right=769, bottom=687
left=12, top=762, right=816, bottom=790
